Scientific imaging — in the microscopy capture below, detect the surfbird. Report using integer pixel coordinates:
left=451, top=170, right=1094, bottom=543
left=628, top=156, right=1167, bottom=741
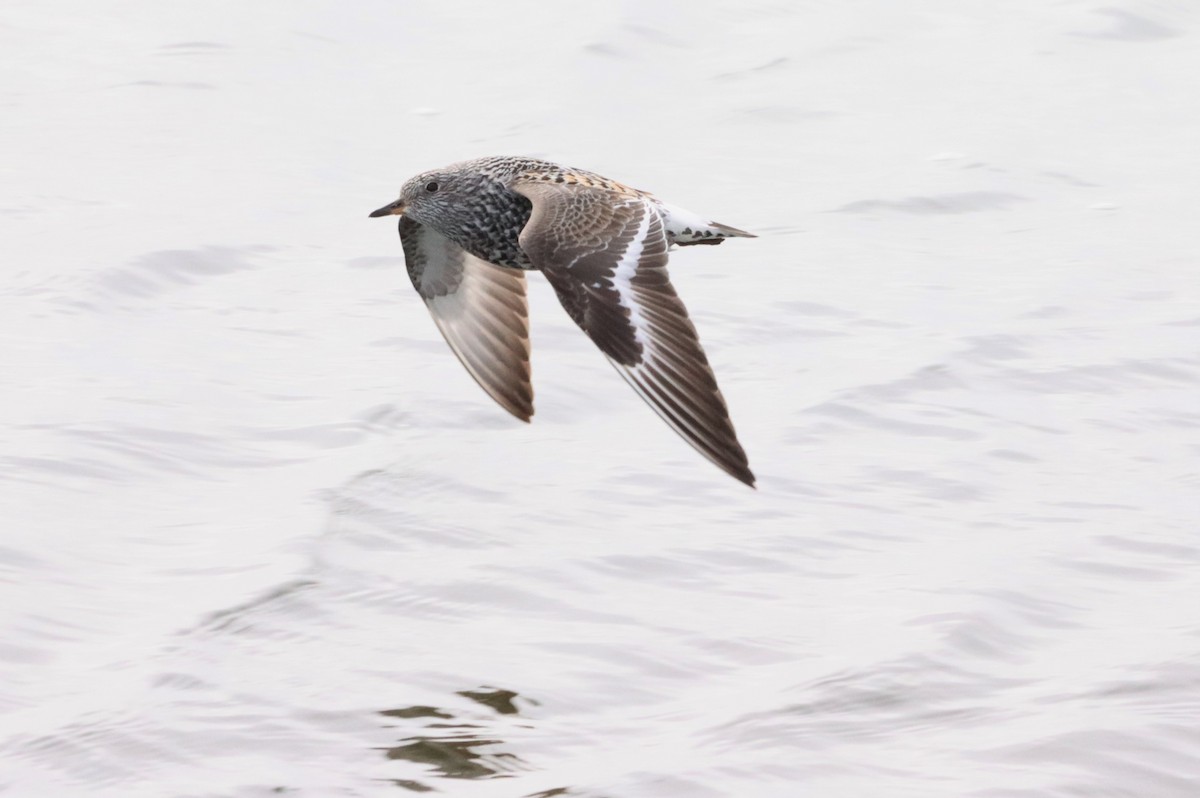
left=369, top=156, right=756, bottom=487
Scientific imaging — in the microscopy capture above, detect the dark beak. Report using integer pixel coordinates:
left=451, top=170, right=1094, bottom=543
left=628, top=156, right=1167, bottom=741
left=368, top=199, right=406, bottom=218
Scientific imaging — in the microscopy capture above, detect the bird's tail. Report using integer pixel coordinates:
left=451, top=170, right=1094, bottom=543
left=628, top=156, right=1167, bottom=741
left=659, top=201, right=757, bottom=247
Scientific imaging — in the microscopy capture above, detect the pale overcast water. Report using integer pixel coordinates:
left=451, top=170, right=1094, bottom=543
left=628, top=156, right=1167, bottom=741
left=3, top=2, right=1199, bottom=796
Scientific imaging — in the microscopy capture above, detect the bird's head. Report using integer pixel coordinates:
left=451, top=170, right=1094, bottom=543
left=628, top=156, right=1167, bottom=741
left=368, top=169, right=470, bottom=228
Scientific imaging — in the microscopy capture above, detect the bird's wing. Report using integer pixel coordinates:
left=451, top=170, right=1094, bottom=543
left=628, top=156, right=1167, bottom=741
left=399, top=216, right=533, bottom=421
left=511, top=179, right=754, bottom=486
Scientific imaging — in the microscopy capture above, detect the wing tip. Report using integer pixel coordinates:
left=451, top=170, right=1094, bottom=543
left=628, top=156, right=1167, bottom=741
left=729, top=465, right=757, bottom=489
left=495, top=393, right=534, bottom=423
left=710, top=442, right=756, bottom=488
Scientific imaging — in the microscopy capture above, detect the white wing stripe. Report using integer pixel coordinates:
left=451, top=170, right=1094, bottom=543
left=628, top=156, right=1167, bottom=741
left=610, top=202, right=654, bottom=353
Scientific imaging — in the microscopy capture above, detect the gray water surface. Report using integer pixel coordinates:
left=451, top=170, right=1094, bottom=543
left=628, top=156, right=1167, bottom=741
left=3, top=2, right=1199, bottom=796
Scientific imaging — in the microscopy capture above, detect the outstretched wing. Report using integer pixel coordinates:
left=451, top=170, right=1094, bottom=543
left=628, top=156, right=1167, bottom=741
left=511, top=180, right=754, bottom=486
left=399, top=216, right=533, bottom=421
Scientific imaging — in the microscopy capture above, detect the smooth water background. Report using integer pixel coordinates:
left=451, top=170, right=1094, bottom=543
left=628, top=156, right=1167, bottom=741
left=3, top=2, right=1199, bottom=795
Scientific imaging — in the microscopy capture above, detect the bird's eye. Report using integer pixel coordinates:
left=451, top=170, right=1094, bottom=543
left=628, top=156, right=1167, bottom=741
left=424, top=181, right=439, bottom=193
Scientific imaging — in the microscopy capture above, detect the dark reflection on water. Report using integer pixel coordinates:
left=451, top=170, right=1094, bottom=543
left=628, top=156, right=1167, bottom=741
left=378, top=688, right=531, bottom=788
left=382, top=736, right=519, bottom=781
left=382, top=778, right=436, bottom=793
left=458, top=687, right=525, bottom=715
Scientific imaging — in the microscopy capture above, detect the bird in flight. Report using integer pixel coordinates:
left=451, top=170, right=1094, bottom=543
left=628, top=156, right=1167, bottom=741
left=369, top=156, right=756, bottom=487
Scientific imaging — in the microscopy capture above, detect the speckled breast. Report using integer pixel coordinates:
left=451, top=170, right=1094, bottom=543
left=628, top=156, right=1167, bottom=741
left=455, top=183, right=534, bottom=270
